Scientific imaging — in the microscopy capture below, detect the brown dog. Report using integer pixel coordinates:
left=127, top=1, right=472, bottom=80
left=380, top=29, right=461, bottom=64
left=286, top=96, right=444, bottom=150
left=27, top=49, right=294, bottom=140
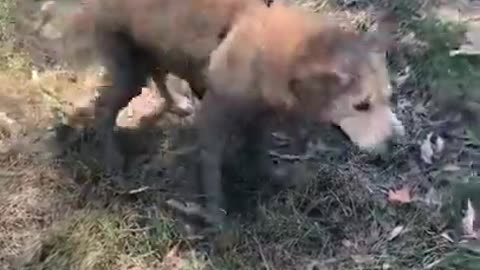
left=73, top=0, right=402, bottom=226
left=195, top=3, right=403, bottom=226
left=80, top=0, right=279, bottom=173
left=42, top=0, right=274, bottom=113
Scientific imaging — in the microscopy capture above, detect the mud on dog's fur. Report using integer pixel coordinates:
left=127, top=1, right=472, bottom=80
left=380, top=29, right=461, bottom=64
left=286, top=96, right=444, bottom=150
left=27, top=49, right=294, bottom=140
left=63, top=0, right=402, bottom=226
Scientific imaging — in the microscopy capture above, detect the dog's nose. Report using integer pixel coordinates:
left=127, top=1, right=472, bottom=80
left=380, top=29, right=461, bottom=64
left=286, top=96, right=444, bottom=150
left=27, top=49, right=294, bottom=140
left=330, top=123, right=350, bottom=141
left=330, top=123, right=398, bottom=155
left=385, top=138, right=396, bottom=153
left=369, top=137, right=396, bottom=157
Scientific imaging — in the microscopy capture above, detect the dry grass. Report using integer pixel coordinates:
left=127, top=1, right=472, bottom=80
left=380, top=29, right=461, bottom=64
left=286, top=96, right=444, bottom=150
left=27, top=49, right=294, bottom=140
left=0, top=153, right=76, bottom=268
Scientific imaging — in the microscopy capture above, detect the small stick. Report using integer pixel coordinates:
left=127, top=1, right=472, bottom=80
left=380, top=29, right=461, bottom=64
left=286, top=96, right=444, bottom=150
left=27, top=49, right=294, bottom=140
left=268, top=150, right=311, bottom=161
left=165, top=198, right=219, bottom=224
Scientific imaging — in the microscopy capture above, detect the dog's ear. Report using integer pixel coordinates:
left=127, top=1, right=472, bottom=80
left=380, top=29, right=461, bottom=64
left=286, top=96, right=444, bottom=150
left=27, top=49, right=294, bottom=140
left=362, top=10, right=398, bottom=53
left=376, top=10, right=399, bottom=33
left=292, top=56, right=354, bottom=90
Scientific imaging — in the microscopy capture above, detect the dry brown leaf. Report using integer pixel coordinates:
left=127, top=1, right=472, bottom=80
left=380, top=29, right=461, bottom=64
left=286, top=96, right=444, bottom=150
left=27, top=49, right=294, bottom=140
left=388, top=187, right=412, bottom=204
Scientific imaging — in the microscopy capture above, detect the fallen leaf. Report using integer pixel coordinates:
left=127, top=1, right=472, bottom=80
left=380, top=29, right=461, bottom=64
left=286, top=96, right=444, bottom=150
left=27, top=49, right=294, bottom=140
left=442, top=164, right=461, bottom=172
left=388, top=187, right=412, bottom=204
left=462, top=199, right=479, bottom=239
left=424, top=187, right=443, bottom=207
left=441, top=231, right=454, bottom=243
left=351, top=255, right=374, bottom=264
left=388, top=225, right=405, bottom=241
left=420, top=138, right=434, bottom=164
left=390, top=111, right=406, bottom=137
left=342, top=239, right=354, bottom=248
left=420, top=132, right=445, bottom=164
left=435, top=135, right=445, bottom=153
left=395, top=66, right=411, bottom=88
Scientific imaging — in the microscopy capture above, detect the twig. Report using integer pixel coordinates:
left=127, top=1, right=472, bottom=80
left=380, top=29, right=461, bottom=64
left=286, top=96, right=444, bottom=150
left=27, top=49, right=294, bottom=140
left=254, top=236, right=271, bottom=270
left=0, top=170, right=24, bottom=178
left=165, top=145, right=198, bottom=156
left=127, top=186, right=151, bottom=194
left=165, top=198, right=219, bottom=224
left=423, top=257, right=445, bottom=269
left=268, top=150, right=312, bottom=161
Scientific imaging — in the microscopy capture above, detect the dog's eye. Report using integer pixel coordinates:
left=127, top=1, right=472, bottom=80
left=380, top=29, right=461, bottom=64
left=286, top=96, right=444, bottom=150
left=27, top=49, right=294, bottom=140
left=289, top=78, right=301, bottom=89
left=353, top=100, right=371, bottom=111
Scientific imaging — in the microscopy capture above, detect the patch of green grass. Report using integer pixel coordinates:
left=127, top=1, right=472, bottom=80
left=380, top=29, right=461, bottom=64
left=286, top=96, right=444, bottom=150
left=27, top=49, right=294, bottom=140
left=402, top=15, right=480, bottom=270
left=439, top=240, right=480, bottom=270
left=406, top=19, right=480, bottom=105
left=394, top=4, right=480, bottom=141
left=22, top=209, right=180, bottom=269
left=0, top=45, right=32, bottom=73
left=0, top=0, right=31, bottom=73
left=0, top=0, right=15, bottom=41
left=195, top=163, right=455, bottom=269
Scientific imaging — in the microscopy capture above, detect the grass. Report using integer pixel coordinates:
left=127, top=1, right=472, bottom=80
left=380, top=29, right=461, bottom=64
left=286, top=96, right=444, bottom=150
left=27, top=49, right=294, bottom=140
left=0, top=0, right=14, bottom=41
left=1, top=0, right=480, bottom=269
left=388, top=0, right=480, bottom=140
left=22, top=209, right=179, bottom=269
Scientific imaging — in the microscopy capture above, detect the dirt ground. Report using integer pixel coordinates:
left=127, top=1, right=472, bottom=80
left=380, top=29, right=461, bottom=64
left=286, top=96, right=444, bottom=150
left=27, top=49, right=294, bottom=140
left=1, top=0, right=480, bottom=269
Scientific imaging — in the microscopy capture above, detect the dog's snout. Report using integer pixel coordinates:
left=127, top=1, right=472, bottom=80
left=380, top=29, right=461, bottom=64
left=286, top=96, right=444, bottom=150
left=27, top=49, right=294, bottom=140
left=385, top=137, right=396, bottom=152
left=331, top=123, right=350, bottom=141
left=371, top=137, right=396, bottom=156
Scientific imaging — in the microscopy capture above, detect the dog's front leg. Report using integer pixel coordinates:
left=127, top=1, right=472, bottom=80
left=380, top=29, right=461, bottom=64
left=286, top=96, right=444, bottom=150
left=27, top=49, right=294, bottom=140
left=195, top=91, right=240, bottom=229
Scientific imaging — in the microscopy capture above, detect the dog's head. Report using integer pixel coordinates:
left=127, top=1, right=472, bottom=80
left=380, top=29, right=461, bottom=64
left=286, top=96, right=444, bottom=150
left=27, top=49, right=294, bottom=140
left=286, top=12, right=404, bottom=151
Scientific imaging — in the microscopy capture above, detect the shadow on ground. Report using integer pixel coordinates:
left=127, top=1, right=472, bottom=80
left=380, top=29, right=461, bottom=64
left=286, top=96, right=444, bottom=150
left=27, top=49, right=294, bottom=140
left=48, top=108, right=351, bottom=226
